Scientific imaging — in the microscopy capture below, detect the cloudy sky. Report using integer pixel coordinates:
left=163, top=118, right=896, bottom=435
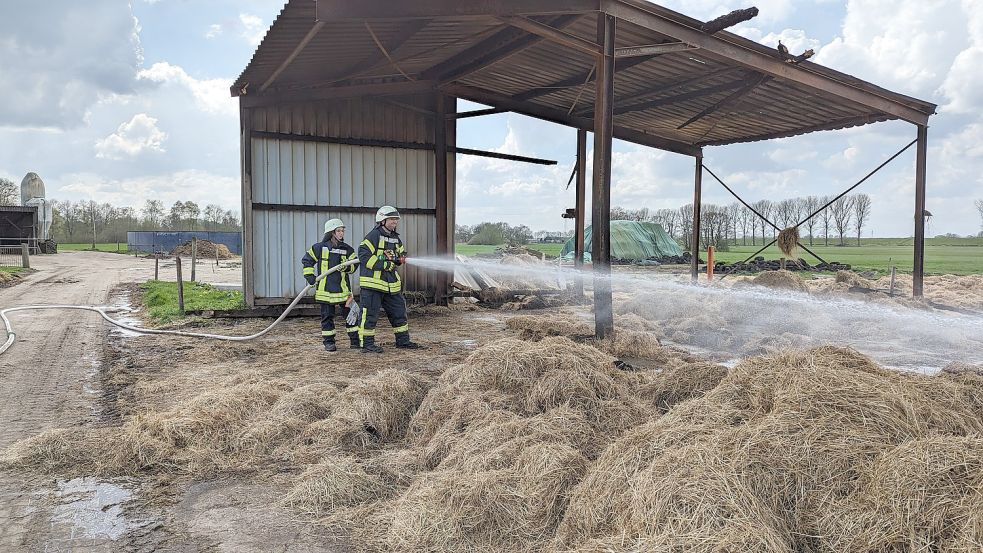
left=1, top=0, right=981, bottom=237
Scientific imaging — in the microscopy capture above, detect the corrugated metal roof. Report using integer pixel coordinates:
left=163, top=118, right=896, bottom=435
left=233, top=0, right=936, bottom=150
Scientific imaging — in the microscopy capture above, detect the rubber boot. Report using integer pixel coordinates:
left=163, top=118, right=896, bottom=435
left=348, top=331, right=360, bottom=349
left=395, top=331, right=421, bottom=349
left=323, top=340, right=337, bottom=353
left=361, top=335, right=384, bottom=354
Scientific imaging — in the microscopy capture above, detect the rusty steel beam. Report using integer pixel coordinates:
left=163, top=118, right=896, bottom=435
left=592, top=13, right=615, bottom=339
left=614, top=78, right=747, bottom=115
left=602, top=0, right=932, bottom=125
left=496, top=15, right=601, bottom=56
left=913, top=125, right=927, bottom=297
left=258, top=21, right=325, bottom=93
left=250, top=130, right=557, bottom=165
left=422, top=15, right=580, bottom=83
left=435, top=93, right=450, bottom=306
left=574, top=66, right=737, bottom=116
left=316, top=0, right=599, bottom=20
left=512, top=55, right=652, bottom=102
left=449, top=107, right=507, bottom=119
left=574, top=129, right=587, bottom=297
left=690, top=154, right=702, bottom=282
left=319, top=19, right=430, bottom=86
left=238, top=80, right=437, bottom=108
left=615, top=41, right=696, bottom=58
left=676, top=74, right=772, bottom=129
left=440, top=82, right=701, bottom=156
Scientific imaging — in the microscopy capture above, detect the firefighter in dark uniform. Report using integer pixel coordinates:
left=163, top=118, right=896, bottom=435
left=301, top=218, right=360, bottom=352
left=357, top=206, right=420, bottom=353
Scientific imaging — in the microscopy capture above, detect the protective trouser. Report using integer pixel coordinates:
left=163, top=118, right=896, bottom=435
left=320, top=302, right=360, bottom=347
left=358, top=288, right=410, bottom=347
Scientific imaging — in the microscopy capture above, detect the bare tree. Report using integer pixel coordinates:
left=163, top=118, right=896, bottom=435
left=976, top=199, right=983, bottom=236
left=652, top=208, right=679, bottom=238
left=830, top=195, right=855, bottom=246
left=820, top=195, right=834, bottom=246
left=802, top=196, right=820, bottom=246
left=852, top=193, right=872, bottom=245
left=752, top=200, right=773, bottom=244
left=141, top=199, right=165, bottom=227
left=726, top=203, right=741, bottom=245
left=679, top=204, right=694, bottom=250
left=739, top=205, right=754, bottom=245
left=0, top=177, right=17, bottom=206
left=775, top=198, right=798, bottom=228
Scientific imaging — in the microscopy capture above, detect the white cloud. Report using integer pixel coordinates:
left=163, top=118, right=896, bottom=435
left=0, top=1, right=142, bottom=129
left=238, top=14, right=266, bottom=46
left=137, top=62, right=236, bottom=116
left=737, top=28, right=821, bottom=55
left=56, top=170, right=239, bottom=208
left=205, top=24, right=223, bottom=39
left=95, top=114, right=167, bottom=159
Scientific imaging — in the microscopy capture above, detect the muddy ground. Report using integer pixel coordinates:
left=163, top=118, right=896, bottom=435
left=0, top=251, right=544, bottom=551
left=2, top=252, right=981, bottom=551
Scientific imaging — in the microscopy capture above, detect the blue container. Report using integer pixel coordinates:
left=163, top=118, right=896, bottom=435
left=127, top=231, right=242, bottom=255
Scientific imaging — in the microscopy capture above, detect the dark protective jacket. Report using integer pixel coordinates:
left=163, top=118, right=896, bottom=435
left=301, top=237, right=357, bottom=303
left=357, top=225, right=406, bottom=294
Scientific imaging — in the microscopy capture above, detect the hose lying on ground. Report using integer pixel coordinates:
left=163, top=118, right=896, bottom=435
left=0, top=258, right=360, bottom=356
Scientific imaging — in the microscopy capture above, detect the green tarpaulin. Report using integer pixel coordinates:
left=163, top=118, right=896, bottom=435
left=561, top=220, right=683, bottom=262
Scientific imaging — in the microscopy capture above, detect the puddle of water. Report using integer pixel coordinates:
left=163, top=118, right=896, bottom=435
left=52, top=478, right=135, bottom=541
left=106, top=292, right=143, bottom=338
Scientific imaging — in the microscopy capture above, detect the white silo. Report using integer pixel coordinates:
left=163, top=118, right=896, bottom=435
left=20, top=172, right=45, bottom=206
left=20, top=172, right=53, bottom=241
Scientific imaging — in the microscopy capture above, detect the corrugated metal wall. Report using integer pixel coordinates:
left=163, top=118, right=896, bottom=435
left=246, top=97, right=439, bottom=304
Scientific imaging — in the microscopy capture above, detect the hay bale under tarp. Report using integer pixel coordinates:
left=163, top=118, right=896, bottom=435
left=751, top=269, right=809, bottom=293
left=171, top=239, right=234, bottom=259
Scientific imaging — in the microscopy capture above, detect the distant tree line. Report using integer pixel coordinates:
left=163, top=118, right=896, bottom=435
left=632, top=194, right=876, bottom=251
left=456, top=222, right=540, bottom=246
left=49, top=199, right=240, bottom=244
left=0, top=177, right=17, bottom=206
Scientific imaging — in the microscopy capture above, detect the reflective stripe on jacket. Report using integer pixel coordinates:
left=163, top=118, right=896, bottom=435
left=301, top=238, right=357, bottom=303
left=357, top=226, right=406, bottom=294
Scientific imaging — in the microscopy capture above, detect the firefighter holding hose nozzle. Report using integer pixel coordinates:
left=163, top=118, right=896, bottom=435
left=356, top=206, right=420, bottom=353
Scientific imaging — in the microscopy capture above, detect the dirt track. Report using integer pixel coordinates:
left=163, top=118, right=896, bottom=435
left=0, top=251, right=283, bottom=551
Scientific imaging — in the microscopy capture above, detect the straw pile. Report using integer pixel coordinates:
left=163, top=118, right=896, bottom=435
left=171, top=239, right=233, bottom=259
left=554, top=346, right=983, bottom=552
left=834, top=269, right=871, bottom=288
left=505, top=314, right=593, bottom=341
left=751, top=269, right=810, bottom=293
left=0, top=271, right=21, bottom=286
left=1, top=370, right=431, bottom=477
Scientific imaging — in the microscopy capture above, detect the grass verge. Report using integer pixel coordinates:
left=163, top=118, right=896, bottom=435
left=140, top=280, right=245, bottom=325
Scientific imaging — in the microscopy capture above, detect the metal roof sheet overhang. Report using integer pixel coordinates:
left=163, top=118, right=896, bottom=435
left=232, top=0, right=936, bottom=157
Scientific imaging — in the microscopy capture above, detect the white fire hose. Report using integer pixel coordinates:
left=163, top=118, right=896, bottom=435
left=0, top=258, right=360, bottom=356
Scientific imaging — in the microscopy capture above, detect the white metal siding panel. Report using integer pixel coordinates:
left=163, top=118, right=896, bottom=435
left=248, top=97, right=437, bottom=303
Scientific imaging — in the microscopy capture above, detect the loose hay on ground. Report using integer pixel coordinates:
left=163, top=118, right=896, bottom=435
left=751, top=269, right=810, bottom=293
left=171, top=239, right=233, bottom=260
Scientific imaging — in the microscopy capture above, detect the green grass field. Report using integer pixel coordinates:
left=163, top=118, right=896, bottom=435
left=0, top=266, right=26, bottom=274
left=457, top=239, right=982, bottom=275
left=59, top=242, right=129, bottom=253
left=455, top=243, right=565, bottom=257
left=140, top=280, right=245, bottom=324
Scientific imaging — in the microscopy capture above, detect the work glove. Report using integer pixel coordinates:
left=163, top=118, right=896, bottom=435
left=346, top=301, right=361, bottom=327
left=396, top=254, right=407, bottom=266
left=304, top=274, right=316, bottom=286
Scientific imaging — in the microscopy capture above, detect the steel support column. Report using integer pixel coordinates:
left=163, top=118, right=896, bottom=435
left=435, top=94, right=453, bottom=305
left=913, top=124, right=928, bottom=297
left=574, top=129, right=587, bottom=297
left=690, top=154, right=703, bottom=282
left=592, top=14, right=615, bottom=339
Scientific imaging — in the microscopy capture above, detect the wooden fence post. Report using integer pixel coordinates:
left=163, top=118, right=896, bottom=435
left=191, top=237, right=197, bottom=282
left=154, top=254, right=160, bottom=280
left=21, top=243, right=30, bottom=269
left=176, top=257, right=185, bottom=314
